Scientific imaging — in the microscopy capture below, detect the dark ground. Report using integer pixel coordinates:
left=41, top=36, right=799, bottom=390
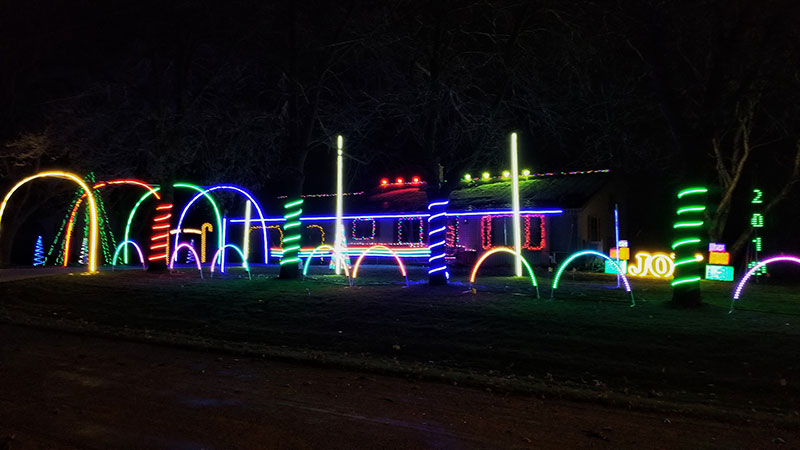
left=0, top=265, right=798, bottom=448
left=0, top=323, right=791, bottom=450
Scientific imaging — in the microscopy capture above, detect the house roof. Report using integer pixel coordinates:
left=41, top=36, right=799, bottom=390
left=277, top=170, right=611, bottom=216
left=448, top=171, right=612, bottom=211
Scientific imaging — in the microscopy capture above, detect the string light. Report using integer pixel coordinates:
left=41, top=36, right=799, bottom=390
left=551, top=250, right=633, bottom=305
left=111, top=240, right=146, bottom=270
left=148, top=203, right=173, bottom=262
left=468, top=248, right=539, bottom=298
left=427, top=200, right=449, bottom=280
left=351, top=218, right=376, bottom=241
left=671, top=186, right=706, bottom=288
left=480, top=215, right=545, bottom=251
left=279, top=198, right=303, bottom=266
left=0, top=171, right=100, bottom=273
left=351, top=245, right=408, bottom=286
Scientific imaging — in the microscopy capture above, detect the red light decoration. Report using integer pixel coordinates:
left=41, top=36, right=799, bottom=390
left=395, top=177, right=404, bottom=184
left=411, top=176, right=421, bottom=184
left=380, top=178, right=389, bottom=186
left=481, top=215, right=545, bottom=251
left=149, top=203, right=173, bottom=261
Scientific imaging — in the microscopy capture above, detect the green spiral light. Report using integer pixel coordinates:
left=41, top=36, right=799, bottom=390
left=279, top=198, right=304, bottom=266
left=671, top=187, right=707, bottom=287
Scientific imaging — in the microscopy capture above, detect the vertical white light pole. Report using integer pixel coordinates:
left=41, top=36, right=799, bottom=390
left=243, top=200, right=252, bottom=263
left=221, top=217, right=228, bottom=273
left=510, top=132, right=523, bottom=277
left=335, top=135, right=344, bottom=274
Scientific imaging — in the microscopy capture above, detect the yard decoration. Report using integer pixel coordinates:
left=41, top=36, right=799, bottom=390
left=469, top=247, right=539, bottom=298
left=427, top=200, right=449, bottom=283
left=174, top=185, right=268, bottom=264
left=302, top=244, right=351, bottom=281
left=170, top=242, right=203, bottom=278
left=748, top=188, right=767, bottom=277
left=149, top=203, right=173, bottom=262
left=279, top=198, right=304, bottom=275
left=671, top=186, right=707, bottom=306
left=510, top=133, right=523, bottom=277
left=33, top=235, right=45, bottom=266
left=0, top=171, right=100, bottom=272
left=730, top=256, right=800, bottom=312
left=111, top=240, right=146, bottom=270
left=351, top=245, right=408, bottom=287
left=551, top=250, right=633, bottom=306
left=627, top=251, right=676, bottom=278
left=209, top=243, right=251, bottom=280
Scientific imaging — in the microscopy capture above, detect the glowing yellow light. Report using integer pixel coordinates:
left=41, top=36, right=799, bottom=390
left=502, top=170, right=511, bottom=178
left=522, top=169, right=531, bottom=176
left=627, top=251, right=674, bottom=278
left=0, top=171, right=99, bottom=273
left=200, top=222, right=213, bottom=263
left=482, top=172, right=491, bottom=180
left=464, top=174, right=472, bottom=181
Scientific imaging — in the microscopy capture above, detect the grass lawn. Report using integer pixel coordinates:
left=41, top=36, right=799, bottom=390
left=1, top=264, right=798, bottom=425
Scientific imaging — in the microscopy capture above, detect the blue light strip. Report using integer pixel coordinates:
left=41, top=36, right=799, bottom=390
left=229, top=209, right=563, bottom=224
left=427, top=200, right=449, bottom=278
left=271, top=248, right=431, bottom=258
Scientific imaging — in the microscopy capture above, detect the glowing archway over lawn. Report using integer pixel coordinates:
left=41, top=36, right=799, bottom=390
left=111, top=240, right=146, bottom=270
left=209, top=244, right=251, bottom=280
left=170, top=242, right=203, bottom=278
left=123, top=183, right=222, bottom=264
left=175, top=185, right=268, bottom=264
left=551, top=250, right=634, bottom=306
left=352, top=245, right=408, bottom=286
left=730, top=256, right=800, bottom=312
left=63, top=178, right=159, bottom=266
left=0, top=171, right=99, bottom=272
left=302, top=244, right=349, bottom=278
left=469, top=248, right=539, bottom=298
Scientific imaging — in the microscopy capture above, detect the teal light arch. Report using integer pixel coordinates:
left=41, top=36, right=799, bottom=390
left=209, top=244, right=251, bottom=280
left=122, top=183, right=223, bottom=263
left=551, top=250, right=634, bottom=306
left=111, top=240, right=146, bottom=270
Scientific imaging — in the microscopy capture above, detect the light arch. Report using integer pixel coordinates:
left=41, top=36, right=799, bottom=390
left=551, top=250, right=634, bottom=306
left=209, top=244, right=251, bottom=280
left=175, top=185, right=268, bottom=264
left=469, top=248, right=539, bottom=298
left=63, top=179, right=160, bottom=266
left=123, top=183, right=222, bottom=264
left=0, top=171, right=99, bottom=272
left=302, top=244, right=349, bottom=277
left=111, top=240, right=146, bottom=270
left=352, top=245, right=408, bottom=286
left=730, top=256, right=800, bottom=312
left=169, top=242, right=203, bottom=278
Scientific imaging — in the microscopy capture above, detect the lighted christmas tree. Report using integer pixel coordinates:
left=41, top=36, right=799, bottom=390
left=33, top=236, right=45, bottom=266
left=79, top=237, right=88, bottom=265
left=186, top=239, right=197, bottom=264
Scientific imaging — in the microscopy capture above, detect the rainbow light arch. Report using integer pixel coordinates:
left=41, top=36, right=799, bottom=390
left=0, top=171, right=99, bottom=272
left=302, top=244, right=350, bottom=278
left=123, top=183, right=222, bottom=264
left=551, top=250, right=634, bottom=306
left=469, top=247, right=539, bottom=298
left=209, top=244, right=251, bottom=279
left=730, top=256, right=800, bottom=312
left=170, top=242, right=203, bottom=278
left=63, top=178, right=160, bottom=266
left=111, top=240, right=146, bottom=270
left=352, top=245, right=408, bottom=286
left=175, top=185, right=268, bottom=264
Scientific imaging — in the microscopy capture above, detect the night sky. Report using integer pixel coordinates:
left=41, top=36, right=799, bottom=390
left=2, top=0, right=799, bottom=260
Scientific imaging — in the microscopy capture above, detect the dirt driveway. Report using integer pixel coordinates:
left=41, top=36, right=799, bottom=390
left=0, top=323, right=790, bottom=450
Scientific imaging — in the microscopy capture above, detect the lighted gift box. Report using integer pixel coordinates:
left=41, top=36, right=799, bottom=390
left=708, top=251, right=730, bottom=265
left=705, top=264, right=734, bottom=282
left=609, top=247, right=630, bottom=260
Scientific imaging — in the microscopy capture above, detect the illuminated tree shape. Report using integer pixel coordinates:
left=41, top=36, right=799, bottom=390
left=551, top=250, right=634, bottom=306
left=33, top=235, right=45, bottom=266
left=111, top=240, right=146, bottom=270
left=79, top=237, right=88, bottom=265
left=170, top=242, right=203, bottom=278
left=186, top=238, right=197, bottom=264
left=352, top=245, right=408, bottom=287
left=209, top=244, right=251, bottom=280
left=175, top=185, right=268, bottom=264
left=730, top=256, right=800, bottom=312
left=302, top=244, right=350, bottom=278
left=62, top=179, right=160, bottom=266
left=0, top=171, right=99, bottom=272
left=123, top=183, right=222, bottom=264
left=468, top=247, right=539, bottom=298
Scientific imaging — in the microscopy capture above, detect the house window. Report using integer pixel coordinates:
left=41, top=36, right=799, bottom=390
left=480, top=215, right=546, bottom=250
left=351, top=218, right=376, bottom=241
left=395, top=216, right=424, bottom=245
